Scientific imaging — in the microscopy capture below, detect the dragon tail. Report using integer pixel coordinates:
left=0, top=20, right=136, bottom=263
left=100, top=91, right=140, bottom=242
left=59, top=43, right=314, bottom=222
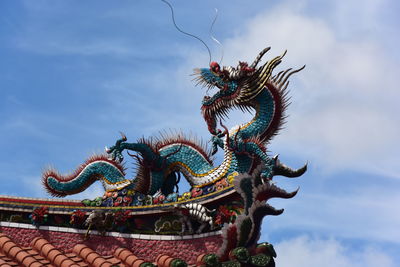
left=42, top=154, right=127, bottom=197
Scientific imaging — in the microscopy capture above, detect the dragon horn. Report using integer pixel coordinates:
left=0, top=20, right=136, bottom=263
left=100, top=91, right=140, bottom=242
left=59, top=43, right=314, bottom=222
left=250, top=47, right=271, bottom=69
left=119, top=131, right=127, bottom=141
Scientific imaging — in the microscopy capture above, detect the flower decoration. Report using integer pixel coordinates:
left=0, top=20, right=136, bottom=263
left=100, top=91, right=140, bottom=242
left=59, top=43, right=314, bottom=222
left=29, top=206, right=49, bottom=226
left=70, top=210, right=86, bottom=226
left=113, top=210, right=133, bottom=227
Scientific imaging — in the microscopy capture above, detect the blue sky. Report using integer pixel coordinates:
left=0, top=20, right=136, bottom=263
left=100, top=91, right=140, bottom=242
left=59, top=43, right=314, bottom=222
left=0, top=0, right=399, bottom=266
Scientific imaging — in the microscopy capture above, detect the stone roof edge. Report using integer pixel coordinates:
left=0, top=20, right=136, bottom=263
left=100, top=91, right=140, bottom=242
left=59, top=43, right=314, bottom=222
left=0, top=195, right=81, bottom=203
left=0, top=221, right=222, bottom=241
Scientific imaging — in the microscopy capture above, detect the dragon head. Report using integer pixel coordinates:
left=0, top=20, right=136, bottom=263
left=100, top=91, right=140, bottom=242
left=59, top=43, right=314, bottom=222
left=194, top=62, right=249, bottom=135
left=194, top=47, right=289, bottom=135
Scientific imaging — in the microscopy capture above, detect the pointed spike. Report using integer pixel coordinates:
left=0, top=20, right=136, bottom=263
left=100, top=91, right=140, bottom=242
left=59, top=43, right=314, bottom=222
left=281, top=65, right=306, bottom=86
left=277, top=68, right=292, bottom=84
left=280, top=80, right=290, bottom=91
left=280, top=50, right=287, bottom=58
left=250, top=47, right=271, bottom=68
left=273, top=71, right=284, bottom=82
left=270, top=207, right=284, bottom=216
left=274, top=162, right=308, bottom=178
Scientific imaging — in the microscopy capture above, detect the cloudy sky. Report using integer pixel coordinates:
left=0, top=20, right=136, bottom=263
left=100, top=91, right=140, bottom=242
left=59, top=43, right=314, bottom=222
left=0, top=0, right=399, bottom=266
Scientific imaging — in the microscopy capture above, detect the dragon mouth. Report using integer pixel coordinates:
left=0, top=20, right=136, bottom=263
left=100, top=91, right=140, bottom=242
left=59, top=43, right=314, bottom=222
left=201, top=98, right=254, bottom=135
left=193, top=68, right=250, bottom=135
left=201, top=93, right=234, bottom=135
left=193, top=68, right=222, bottom=90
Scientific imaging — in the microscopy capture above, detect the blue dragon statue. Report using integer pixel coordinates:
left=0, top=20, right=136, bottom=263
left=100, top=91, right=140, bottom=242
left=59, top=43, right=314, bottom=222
left=43, top=47, right=305, bottom=201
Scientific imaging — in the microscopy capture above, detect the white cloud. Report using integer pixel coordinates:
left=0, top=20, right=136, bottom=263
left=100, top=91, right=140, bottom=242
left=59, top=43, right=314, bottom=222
left=275, top=235, right=395, bottom=267
left=210, top=1, right=399, bottom=178
left=263, top=184, right=400, bottom=244
left=210, top=2, right=400, bottom=254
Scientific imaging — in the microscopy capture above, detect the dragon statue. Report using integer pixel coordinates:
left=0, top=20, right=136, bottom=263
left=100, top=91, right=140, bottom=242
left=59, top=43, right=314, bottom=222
left=42, top=47, right=306, bottom=260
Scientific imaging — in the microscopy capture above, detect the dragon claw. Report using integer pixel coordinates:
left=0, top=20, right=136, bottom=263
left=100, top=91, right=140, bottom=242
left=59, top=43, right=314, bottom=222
left=210, top=133, right=225, bottom=155
left=211, top=145, right=218, bottom=156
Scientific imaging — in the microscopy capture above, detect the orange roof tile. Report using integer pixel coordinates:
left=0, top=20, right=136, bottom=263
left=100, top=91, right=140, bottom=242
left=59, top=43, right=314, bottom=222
left=0, top=252, right=19, bottom=266
left=0, top=234, right=133, bottom=267
left=0, top=233, right=43, bottom=267
left=65, top=253, right=89, bottom=266
left=0, top=257, right=13, bottom=267
left=73, top=244, right=117, bottom=267
left=31, top=237, right=80, bottom=267
left=0, top=232, right=206, bottom=267
left=114, top=248, right=140, bottom=266
left=155, top=254, right=175, bottom=267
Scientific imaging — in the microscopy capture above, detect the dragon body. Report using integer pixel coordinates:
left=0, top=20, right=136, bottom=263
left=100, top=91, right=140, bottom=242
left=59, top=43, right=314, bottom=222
left=43, top=47, right=306, bottom=203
